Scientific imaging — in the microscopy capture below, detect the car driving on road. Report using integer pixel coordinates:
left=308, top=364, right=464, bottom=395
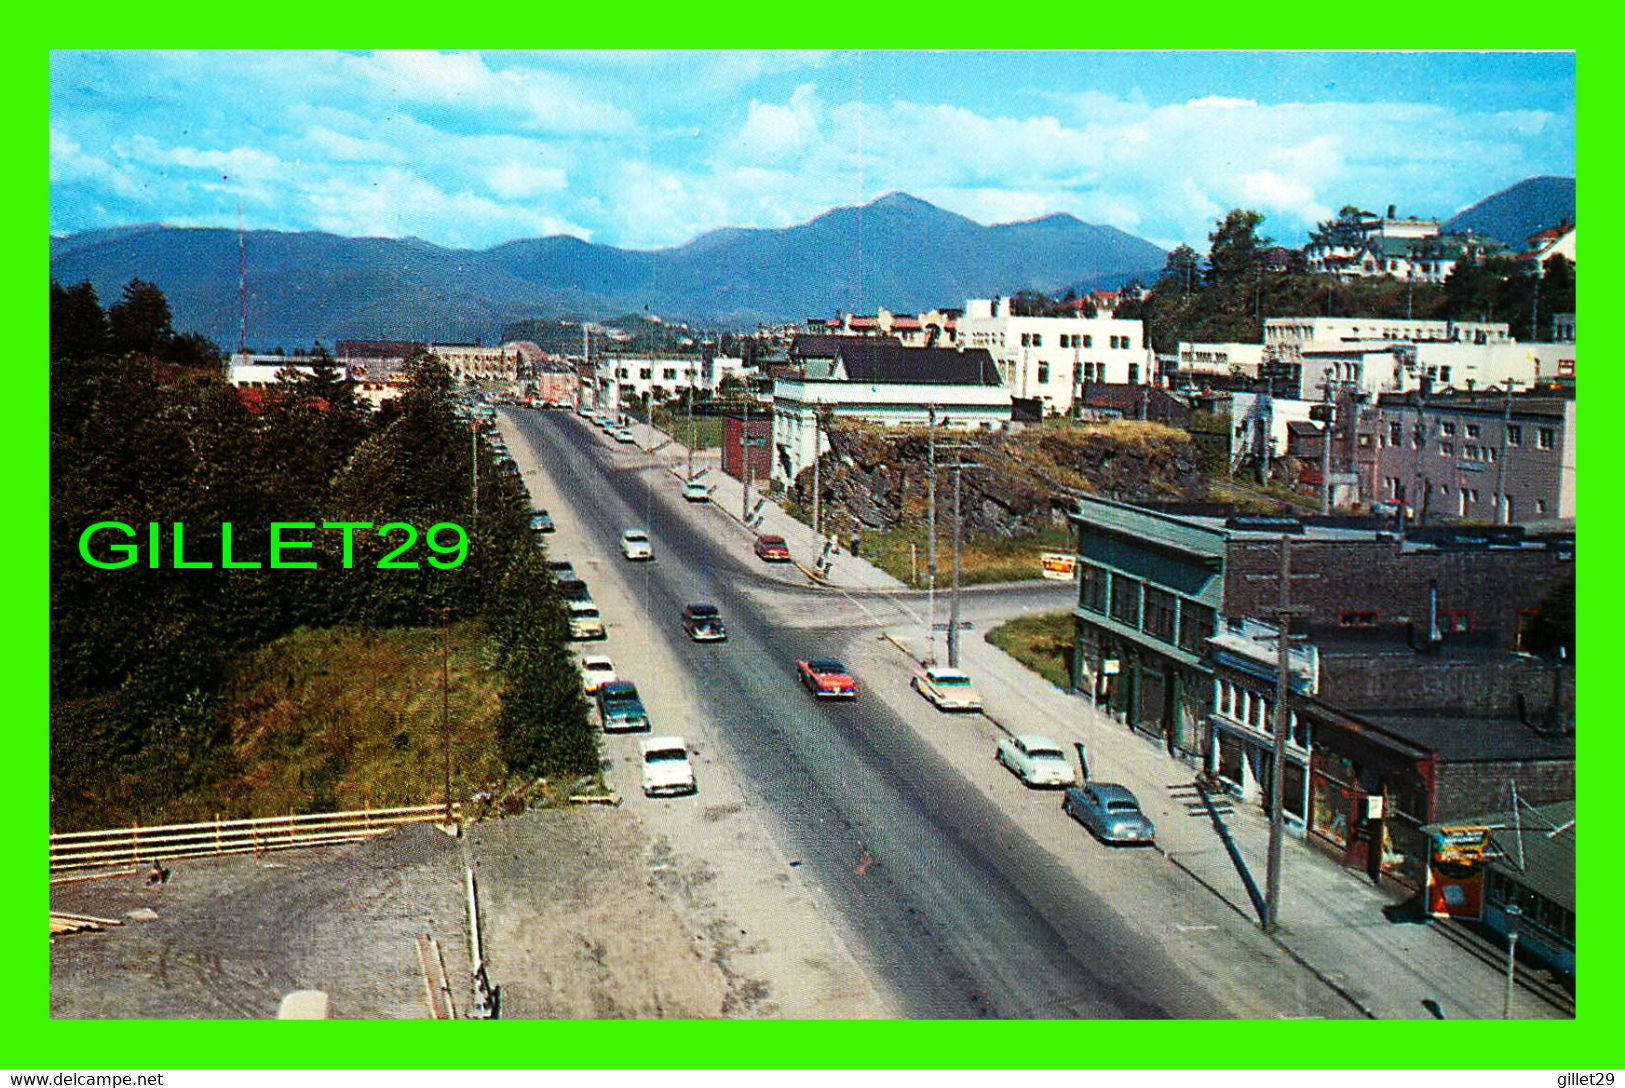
left=754, top=534, right=791, bottom=562
left=797, top=658, right=856, bottom=698
left=681, top=603, right=727, bottom=642
left=995, top=734, right=1077, bottom=788
left=639, top=736, right=696, bottom=797
left=1062, top=783, right=1156, bottom=845
left=682, top=479, right=711, bottom=502
left=597, top=680, right=649, bottom=733
left=911, top=667, right=984, bottom=711
left=620, top=529, right=653, bottom=561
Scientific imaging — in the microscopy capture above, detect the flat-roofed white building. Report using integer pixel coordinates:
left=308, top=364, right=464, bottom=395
left=957, top=297, right=1152, bottom=414
left=1176, top=341, right=1266, bottom=381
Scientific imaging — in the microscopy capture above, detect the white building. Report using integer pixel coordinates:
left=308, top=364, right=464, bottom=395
left=597, top=355, right=748, bottom=409
left=1285, top=340, right=1576, bottom=401
left=429, top=343, right=525, bottom=384
left=770, top=341, right=1010, bottom=490
left=226, top=353, right=326, bottom=388
left=1175, top=341, right=1266, bottom=382
left=957, top=297, right=1152, bottom=415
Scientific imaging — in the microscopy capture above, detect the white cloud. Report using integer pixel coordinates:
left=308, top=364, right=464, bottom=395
left=486, top=160, right=568, bottom=199
left=734, top=84, right=820, bottom=162
left=353, top=51, right=636, bottom=135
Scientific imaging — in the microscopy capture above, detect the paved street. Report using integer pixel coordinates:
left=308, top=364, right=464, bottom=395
left=501, top=408, right=1381, bottom=1018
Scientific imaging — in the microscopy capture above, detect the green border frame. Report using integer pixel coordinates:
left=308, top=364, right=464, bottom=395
left=22, top=36, right=1609, bottom=1068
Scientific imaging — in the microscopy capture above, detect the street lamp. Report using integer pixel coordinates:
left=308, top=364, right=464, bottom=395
left=1503, top=903, right=1523, bottom=1019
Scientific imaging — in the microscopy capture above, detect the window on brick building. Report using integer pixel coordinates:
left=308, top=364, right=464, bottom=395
left=1388, top=422, right=1402, bottom=446
left=1442, top=422, right=1456, bottom=436
left=1440, top=610, right=1472, bottom=634
left=1179, top=603, right=1216, bottom=655
left=1539, top=428, right=1555, bottom=450
left=1507, top=424, right=1522, bottom=446
left=1339, top=610, right=1379, bottom=627
left=1466, top=424, right=1481, bottom=439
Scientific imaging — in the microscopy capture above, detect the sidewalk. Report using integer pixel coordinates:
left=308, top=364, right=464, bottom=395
left=930, top=626, right=1569, bottom=1020
left=627, top=417, right=904, bottom=591
left=629, top=413, right=1569, bottom=1019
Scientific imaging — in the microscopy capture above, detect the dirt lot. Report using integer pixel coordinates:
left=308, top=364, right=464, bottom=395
left=50, top=800, right=875, bottom=1020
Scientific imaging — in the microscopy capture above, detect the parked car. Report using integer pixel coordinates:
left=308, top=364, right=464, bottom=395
left=682, top=479, right=711, bottom=502
left=596, top=680, right=648, bottom=733
left=639, top=736, right=696, bottom=797
left=797, top=658, right=856, bottom=698
left=530, top=510, right=555, bottom=533
left=995, top=734, right=1077, bottom=788
left=549, top=559, right=577, bottom=582
left=566, top=600, right=605, bottom=640
left=579, top=654, right=617, bottom=694
left=754, top=534, right=791, bottom=562
left=682, top=603, right=727, bottom=642
left=612, top=427, right=636, bottom=444
left=911, top=666, right=984, bottom=711
left=558, top=578, right=592, bottom=604
left=1062, top=783, right=1157, bottom=845
left=620, top=529, right=653, bottom=561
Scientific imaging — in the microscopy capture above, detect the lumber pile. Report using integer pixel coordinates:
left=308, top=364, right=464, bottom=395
left=49, top=911, right=122, bottom=937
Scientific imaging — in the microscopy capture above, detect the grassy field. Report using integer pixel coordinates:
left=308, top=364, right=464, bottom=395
left=984, top=612, right=1075, bottom=690
left=652, top=406, right=725, bottom=450
left=155, top=622, right=516, bottom=825
left=854, top=523, right=1075, bottom=587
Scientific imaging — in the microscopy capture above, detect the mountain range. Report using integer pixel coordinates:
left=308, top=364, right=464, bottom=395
left=48, top=193, right=1168, bottom=350
left=49, top=177, right=1575, bottom=351
left=1441, top=175, right=1575, bottom=249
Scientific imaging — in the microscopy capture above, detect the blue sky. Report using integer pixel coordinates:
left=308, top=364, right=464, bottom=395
left=49, top=50, right=1575, bottom=253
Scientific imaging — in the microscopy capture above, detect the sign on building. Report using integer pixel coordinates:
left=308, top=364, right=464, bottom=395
left=1040, top=552, right=1077, bottom=581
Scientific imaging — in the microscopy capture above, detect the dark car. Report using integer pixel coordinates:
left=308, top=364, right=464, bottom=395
left=549, top=559, right=577, bottom=582
left=754, top=534, right=791, bottom=562
left=1062, top=783, right=1157, bottom=845
left=596, top=680, right=649, bottom=733
left=681, top=603, right=727, bottom=642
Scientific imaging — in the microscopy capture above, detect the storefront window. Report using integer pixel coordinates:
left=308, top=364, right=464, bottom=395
left=1143, top=587, right=1176, bottom=642
left=1110, top=576, right=1142, bottom=626
left=1079, top=563, right=1107, bottom=614
left=1179, top=603, right=1215, bottom=654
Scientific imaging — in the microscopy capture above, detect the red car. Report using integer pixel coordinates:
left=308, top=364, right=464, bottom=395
left=754, top=534, right=792, bottom=562
left=798, top=658, right=857, bottom=698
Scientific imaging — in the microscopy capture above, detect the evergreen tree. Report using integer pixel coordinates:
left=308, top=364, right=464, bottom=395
left=50, top=279, right=109, bottom=360
left=108, top=278, right=176, bottom=357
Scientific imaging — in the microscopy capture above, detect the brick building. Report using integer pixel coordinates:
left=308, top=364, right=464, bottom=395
left=1368, top=389, right=1576, bottom=526
left=1069, top=496, right=1574, bottom=761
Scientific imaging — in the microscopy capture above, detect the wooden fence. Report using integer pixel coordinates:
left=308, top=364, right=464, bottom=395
left=49, top=803, right=460, bottom=873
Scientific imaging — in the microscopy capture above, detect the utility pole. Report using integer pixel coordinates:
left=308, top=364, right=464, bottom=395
left=1254, top=537, right=1313, bottom=933
left=741, top=397, right=753, bottom=524
left=811, top=410, right=821, bottom=540
left=926, top=406, right=938, bottom=662
left=686, top=377, right=695, bottom=481
left=1319, top=381, right=1334, bottom=516
left=427, top=606, right=458, bottom=826
left=940, top=443, right=980, bottom=668
left=1494, top=380, right=1514, bottom=525
left=470, top=419, right=479, bottom=531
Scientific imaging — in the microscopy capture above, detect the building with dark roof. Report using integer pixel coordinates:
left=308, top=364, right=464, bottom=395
left=771, top=340, right=1010, bottom=490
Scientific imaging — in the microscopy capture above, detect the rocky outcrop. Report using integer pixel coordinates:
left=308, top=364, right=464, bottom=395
left=790, top=421, right=1205, bottom=537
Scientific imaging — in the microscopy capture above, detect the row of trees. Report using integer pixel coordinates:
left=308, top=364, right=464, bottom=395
left=1117, top=209, right=1576, bottom=352
left=51, top=278, right=594, bottom=826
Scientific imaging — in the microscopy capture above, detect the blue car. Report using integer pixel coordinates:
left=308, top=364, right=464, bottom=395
left=1062, top=783, right=1157, bottom=845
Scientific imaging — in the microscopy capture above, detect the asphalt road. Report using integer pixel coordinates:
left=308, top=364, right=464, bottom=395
left=506, top=409, right=1330, bottom=1019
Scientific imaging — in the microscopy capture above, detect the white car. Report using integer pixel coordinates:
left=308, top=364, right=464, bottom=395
left=639, top=736, right=696, bottom=797
left=620, top=529, right=653, bottom=561
left=682, top=479, right=710, bottom=502
left=995, top=734, right=1077, bottom=788
left=912, top=667, right=984, bottom=711
left=580, top=655, right=617, bottom=694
